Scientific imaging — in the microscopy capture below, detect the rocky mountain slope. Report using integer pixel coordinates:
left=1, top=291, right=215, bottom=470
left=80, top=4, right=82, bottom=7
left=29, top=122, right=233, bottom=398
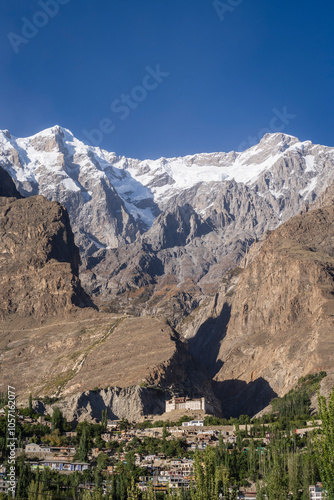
left=2, top=127, right=333, bottom=323
left=0, top=168, right=92, bottom=319
left=182, top=195, right=334, bottom=416
left=1, top=310, right=220, bottom=421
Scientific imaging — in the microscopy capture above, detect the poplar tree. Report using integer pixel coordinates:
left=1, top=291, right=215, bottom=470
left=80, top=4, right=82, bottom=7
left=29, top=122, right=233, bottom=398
left=78, top=427, right=89, bottom=462
left=127, top=476, right=139, bottom=500
left=51, top=406, right=63, bottom=432
left=315, top=388, right=334, bottom=498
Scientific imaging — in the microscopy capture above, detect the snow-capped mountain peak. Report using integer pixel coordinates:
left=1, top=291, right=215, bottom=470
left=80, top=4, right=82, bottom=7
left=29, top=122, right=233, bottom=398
left=0, top=127, right=333, bottom=255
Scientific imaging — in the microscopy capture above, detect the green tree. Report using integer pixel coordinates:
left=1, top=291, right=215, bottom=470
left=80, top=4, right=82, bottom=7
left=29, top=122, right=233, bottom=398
left=315, top=389, right=334, bottom=498
left=27, top=478, right=52, bottom=500
left=214, top=463, right=230, bottom=499
left=119, top=417, right=130, bottom=431
left=143, top=481, right=155, bottom=500
left=127, top=476, right=139, bottom=500
left=78, top=427, right=89, bottom=462
left=97, top=452, right=110, bottom=469
left=16, top=458, right=32, bottom=497
left=101, top=408, right=108, bottom=429
left=94, top=467, right=103, bottom=492
left=193, top=450, right=205, bottom=500
left=287, top=450, right=299, bottom=499
left=163, top=422, right=169, bottom=440
left=261, top=445, right=288, bottom=500
left=247, top=438, right=257, bottom=480
left=51, top=406, right=63, bottom=432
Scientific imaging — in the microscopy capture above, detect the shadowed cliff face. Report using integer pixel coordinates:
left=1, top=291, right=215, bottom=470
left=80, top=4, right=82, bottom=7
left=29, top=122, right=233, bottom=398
left=0, top=195, right=92, bottom=319
left=184, top=200, right=334, bottom=416
left=0, top=166, right=22, bottom=198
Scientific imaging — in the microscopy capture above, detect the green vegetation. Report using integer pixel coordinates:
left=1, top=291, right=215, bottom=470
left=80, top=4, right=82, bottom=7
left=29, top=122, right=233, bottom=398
left=204, top=414, right=250, bottom=426
left=43, top=368, right=76, bottom=395
left=40, top=396, right=59, bottom=405
left=51, top=406, right=64, bottom=432
left=270, top=372, right=327, bottom=421
left=314, top=387, right=334, bottom=498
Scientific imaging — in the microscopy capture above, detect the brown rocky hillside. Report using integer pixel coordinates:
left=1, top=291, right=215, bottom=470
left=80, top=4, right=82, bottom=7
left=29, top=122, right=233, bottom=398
left=0, top=194, right=92, bottom=319
left=184, top=200, right=334, bottom=416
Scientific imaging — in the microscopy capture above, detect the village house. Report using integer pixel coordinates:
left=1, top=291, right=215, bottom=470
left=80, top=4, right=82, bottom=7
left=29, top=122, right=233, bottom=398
left=309, top=483, right=325, bottom=499
left=138, top=458, right=194, bottom=492
left=65, top=431, right=78, bottom=438
left=238, top=492, right=257, bottom=499
left=182, top=420, right=204, bottom=427
left=22, top=444, right=77, bottom=463
left=25, top=443, right=51, bottom=454
left=295, top=426, right=318, bottom=437
left=106, top=419, right=119, bottom=429
left=101, top=432, right=113, bottom=441
left=37, top=416, right=52, bottom=428
left=29, top=460, right=90, bottom=472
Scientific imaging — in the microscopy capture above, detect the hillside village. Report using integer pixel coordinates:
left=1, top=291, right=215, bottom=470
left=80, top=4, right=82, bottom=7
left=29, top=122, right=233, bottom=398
left=0, top=377, right=331, bottom=499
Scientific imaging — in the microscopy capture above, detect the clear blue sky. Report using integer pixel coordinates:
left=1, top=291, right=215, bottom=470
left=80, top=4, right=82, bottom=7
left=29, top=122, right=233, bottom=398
left=1, top=0, right=334, bottom=159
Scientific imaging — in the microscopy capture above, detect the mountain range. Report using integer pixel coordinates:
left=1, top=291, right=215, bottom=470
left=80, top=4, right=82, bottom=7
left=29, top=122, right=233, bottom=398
left=0, top=127, right=333, bottom=420
left=1, top=127, right=334, bottom=325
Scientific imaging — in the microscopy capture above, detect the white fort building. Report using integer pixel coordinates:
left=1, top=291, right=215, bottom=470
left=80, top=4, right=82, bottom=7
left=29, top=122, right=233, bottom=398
left=165, top=397, right=214, bottom=414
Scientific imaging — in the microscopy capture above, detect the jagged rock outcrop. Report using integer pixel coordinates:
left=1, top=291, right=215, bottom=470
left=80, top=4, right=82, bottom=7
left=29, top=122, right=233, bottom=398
left=312, top=181, right=334, bottom=210
left=34, top=386, right=168, bottom=423
left=0, top=195, right=91, bottom=319
left=81, top=182, right=279, bottom=325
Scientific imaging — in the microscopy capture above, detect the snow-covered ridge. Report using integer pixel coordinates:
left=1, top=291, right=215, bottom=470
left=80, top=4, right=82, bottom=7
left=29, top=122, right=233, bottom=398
left=1, top=125, right=334, bottom=253
left=2, top=126, right=332, bottom=202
